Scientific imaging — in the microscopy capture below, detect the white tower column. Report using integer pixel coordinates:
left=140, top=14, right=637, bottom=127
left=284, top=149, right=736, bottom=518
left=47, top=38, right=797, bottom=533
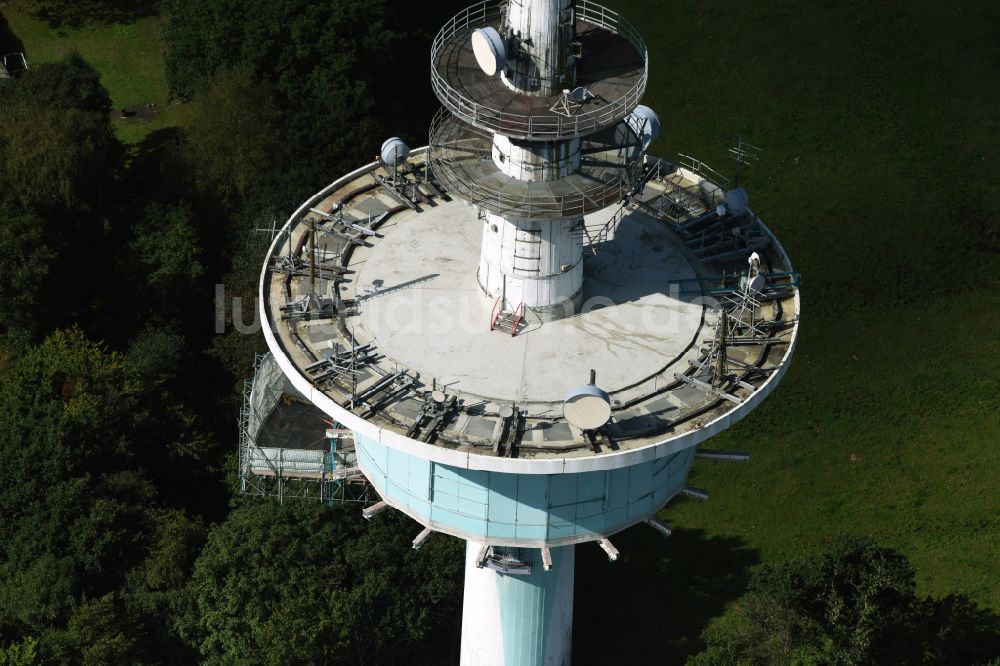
left=502, top=0, right=576, bottom=95
left=479, top=2, right=586, bottom=318
left=492, top=135, right=581, bottom=182
left=461, top=542, right=575, bottom=666
left=478, top=212, right=584, bottom=313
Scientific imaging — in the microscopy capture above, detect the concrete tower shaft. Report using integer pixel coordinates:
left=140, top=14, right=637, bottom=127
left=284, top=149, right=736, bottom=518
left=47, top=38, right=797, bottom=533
left=484, top=130, right=585, bottom=312
left=478, top=212, right=584, bottom=312
left=461, top=543, right=575, bottom=666
left=481, top=1, right=589, bottom=313
left=502, top=0, right=577, bottom=96
left=491, top=136, right=581, bottom=182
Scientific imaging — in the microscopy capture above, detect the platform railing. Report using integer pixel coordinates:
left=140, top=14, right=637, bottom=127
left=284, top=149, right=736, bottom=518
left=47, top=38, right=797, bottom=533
left=429, top=108, right=644, bottom=218
left=430, top=0, right=648, bottom=139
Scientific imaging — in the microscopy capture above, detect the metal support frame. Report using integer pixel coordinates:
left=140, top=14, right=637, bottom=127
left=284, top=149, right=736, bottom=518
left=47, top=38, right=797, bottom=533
left=541, top=546, right=553, bottom=571
left=680, top=486, right=710, bottom=502
left=238, top=353, right=378, bottom=505
left=475, top=544, right=491, bottom=568
left=695, top=450, right=750, bottom=462
left=413, top=527, right=434, bottom=550
left=363, top=501, right=389, bottom=520
left=644, top=517, right=673, bottom=538
left=598, top=538, right=619, bottom=562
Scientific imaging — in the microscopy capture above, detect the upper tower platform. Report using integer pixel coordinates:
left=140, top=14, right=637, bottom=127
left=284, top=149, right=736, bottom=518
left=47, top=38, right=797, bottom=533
left=258, top=149, right=800, bottom=475
left=428, top=108, right=645, bottom=219
left=431, top=1, right=647, bottom=140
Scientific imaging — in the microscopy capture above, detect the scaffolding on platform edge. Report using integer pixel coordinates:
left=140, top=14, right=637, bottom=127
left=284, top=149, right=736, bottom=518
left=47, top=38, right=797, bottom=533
left=238, top=352, right=378, bottom=505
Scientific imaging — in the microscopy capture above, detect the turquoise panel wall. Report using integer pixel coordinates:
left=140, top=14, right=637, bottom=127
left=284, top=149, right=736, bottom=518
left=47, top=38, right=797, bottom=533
left=354, top=435, right=694, bottom=544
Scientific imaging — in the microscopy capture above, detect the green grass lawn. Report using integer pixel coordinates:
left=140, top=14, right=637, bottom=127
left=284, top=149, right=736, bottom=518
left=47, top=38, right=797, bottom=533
left=1, top=0, right=190, bottom=143
left=581, top=0, right=999, bottom=656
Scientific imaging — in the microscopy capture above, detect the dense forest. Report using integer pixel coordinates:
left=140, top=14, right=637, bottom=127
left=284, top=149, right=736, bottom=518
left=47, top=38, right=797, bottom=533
left=0, top=1, right=470, bottom=663
left=1, top=0, right=998, bottom=664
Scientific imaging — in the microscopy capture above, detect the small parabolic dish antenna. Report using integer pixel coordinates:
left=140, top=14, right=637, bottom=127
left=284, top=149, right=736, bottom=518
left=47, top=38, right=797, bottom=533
left=724, top=187, right=749, bottom=217
left=380, top=137, right=410, bottom=166
left=563, top=385, right=612, bottom=431
left=499, top=404, right=515, bottom=419
left=627, top=105, right=661, bottom=151
left=431, top=389, right=446, bottom=404
left=471, top=27, right=507, bottom=76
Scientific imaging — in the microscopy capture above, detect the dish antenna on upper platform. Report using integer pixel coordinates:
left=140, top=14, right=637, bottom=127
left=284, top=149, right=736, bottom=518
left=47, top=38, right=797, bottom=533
left=564, top=370, right=612, bottom=431
left=381, top=137, right=410, bottom=167
left=471, top=27, right=507, bottom=76
left=627, top=105, right=661, bottom=151
left=723, top=187, right=749, bottom=217
left=745, top=251, right=765, bottom=294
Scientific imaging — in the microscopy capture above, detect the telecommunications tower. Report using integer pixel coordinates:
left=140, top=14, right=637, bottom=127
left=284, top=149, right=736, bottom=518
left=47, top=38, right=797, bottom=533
left=245, top=1, right=800, bottom=664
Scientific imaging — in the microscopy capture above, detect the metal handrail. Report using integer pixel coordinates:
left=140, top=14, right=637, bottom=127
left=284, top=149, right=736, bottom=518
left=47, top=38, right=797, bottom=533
left=430, top=0, right=648, bottom=139
left=489, top=295, right=502, bottom=330
left=429, top=107, right=644, bottom=218
left=510, top=302, right=524, bottom=337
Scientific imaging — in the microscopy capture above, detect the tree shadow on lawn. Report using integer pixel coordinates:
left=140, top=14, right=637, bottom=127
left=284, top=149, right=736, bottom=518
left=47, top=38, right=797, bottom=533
left=29, top=0, right=161, bottom=29
left=574, top=523, right=760, bottom=664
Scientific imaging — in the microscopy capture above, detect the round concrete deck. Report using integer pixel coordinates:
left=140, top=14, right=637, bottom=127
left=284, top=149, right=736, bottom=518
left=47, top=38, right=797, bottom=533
left=354, top=201, right=705, bottom=403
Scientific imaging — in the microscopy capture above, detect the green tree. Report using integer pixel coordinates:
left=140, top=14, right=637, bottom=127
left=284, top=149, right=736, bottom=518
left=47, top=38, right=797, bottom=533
left=0, top=198, right=56, bottom=335
left=0, top=636, right=39, bottom=666
left=176, top=502, right=464, bottom=665
left=0, top=55, right=120, bottom=213
left=129, top=201, right=205, bottom=292
left=0, top=103, right=118, bottom=211
left=690, top=535, right=1000, bottom=665
left=0, top=54, right=123, bottom=336
left=0, top=53, right=111, bottom=116
left=163, top=0, right=395, bottom=186
left=0, top=329, right=208, bottom=664
left=67, top=594, right=138, bottom=666
left=177, top=70, right=281, bottom=208
left=121, top=327, right=224, bottom=510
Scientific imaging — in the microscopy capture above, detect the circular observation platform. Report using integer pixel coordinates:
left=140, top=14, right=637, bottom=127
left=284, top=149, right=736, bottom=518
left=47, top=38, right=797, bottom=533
left=432, top=1, right=647, bottom=141
left=259, top=149, right=800, bottom=473
left=429, top=108, right=644, bottom=218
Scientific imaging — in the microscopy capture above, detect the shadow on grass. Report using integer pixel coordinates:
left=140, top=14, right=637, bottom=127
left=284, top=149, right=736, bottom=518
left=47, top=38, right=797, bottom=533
left=125, top=127, right=190, bottom=197
left=573, top=523, right=759, bottom=664
left=0, top=11, right=26, bottom=55
left=29, top=0, right=161, bottom=28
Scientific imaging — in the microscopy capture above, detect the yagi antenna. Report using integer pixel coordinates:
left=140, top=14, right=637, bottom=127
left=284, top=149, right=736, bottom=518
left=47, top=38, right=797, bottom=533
left=728, top=135, right=760, bottom=186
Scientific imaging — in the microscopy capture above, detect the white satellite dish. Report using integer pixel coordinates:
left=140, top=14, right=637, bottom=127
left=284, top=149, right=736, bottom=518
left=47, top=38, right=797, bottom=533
left=471, top=27, right=507, bottom=76
left=627, top=105, right=661, bottom=151
left=380, top=137, right=410, bottom=166
left=563, top=385, right=612, bottom=431
left=499, top=404, right=515, bottom=419
left=724, top=187, right=749, bottom=217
